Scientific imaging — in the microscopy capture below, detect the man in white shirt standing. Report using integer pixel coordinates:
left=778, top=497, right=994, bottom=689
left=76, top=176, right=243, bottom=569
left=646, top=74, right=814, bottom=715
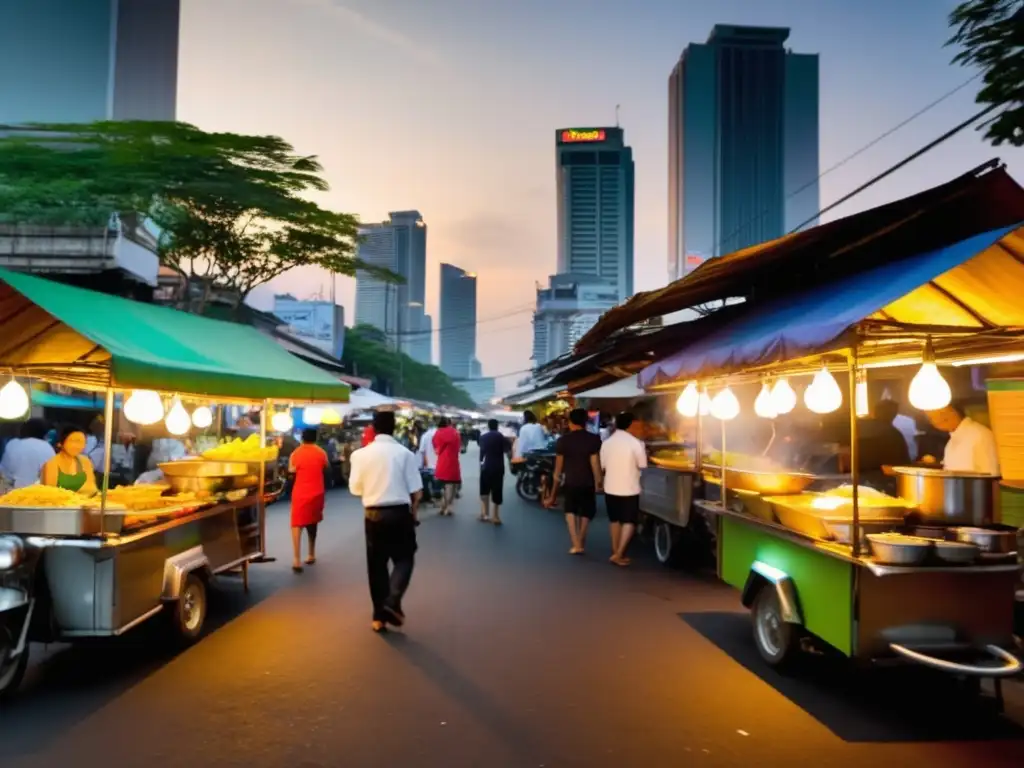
left=513, top=410, right=548, bottom=459
left=0, top=418, right=55, bottom=489
left=600, top=411, right=647, bottom=567
left=925, top=402, right=1000, bottom=475
left=348, top=410, right=424, bottom=633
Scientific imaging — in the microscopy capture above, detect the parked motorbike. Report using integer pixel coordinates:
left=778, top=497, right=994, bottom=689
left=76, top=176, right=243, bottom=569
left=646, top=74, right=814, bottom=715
left=0, top=536, right=40, bottom=702
left=514, top=450, right=555, bottom=503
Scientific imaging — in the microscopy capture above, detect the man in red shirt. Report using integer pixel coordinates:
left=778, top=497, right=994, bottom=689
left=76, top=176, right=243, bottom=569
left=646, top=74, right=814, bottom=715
left=432, top=417, right=462, bottom=515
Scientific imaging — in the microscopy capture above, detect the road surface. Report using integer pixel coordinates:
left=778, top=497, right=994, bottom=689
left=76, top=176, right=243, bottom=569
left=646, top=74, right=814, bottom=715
left=2, top=444, right=1024, bottom=767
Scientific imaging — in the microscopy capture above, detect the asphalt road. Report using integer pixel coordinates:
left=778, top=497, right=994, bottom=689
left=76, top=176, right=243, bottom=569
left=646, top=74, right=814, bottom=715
left=2, top=445, right=1024, bottom=767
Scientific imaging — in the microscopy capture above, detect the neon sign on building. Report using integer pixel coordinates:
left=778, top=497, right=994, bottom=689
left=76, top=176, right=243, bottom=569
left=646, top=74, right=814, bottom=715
left=560, top=129, right=606, bottom=143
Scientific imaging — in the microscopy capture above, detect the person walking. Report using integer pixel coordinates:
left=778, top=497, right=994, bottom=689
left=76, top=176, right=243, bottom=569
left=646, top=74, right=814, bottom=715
left=600, top=411, right=647, bottom=567
left=288, top=428, right=330, bottom=572
left=477, top=419, right=507, bottom=525
left=546, top=408, right=602, bottom=555
left=348, top=410, right=423, bottom=633
left=417, top=417, right=440, bottom=505
left=432, top=417, right=462, bottom=516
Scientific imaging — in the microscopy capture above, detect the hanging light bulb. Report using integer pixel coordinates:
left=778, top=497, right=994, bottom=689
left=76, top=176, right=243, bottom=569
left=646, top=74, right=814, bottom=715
left=0, top=378, right=30, bottom=420
left=855, top=370, right=869, bottom=417
left=698, top=387, right=712, bottom=416
left=770, top=378, right=797, bottom=415
left=123, top=390, right=164, bottom=425
left=909, top=340, right=952, bottom=411
left=754, top=382, right=777, bottom=419
left=710, top=387, right=740, bottom=421
left=165, top=398, right=191, bottom=436
left=676, top=381, right=699, bottom=417
left=804, top=367, right=843, bottom=414
left=303, top=406, right=324, bottom=426
left=321, top=408, right=342, bottom=425
left=191, top=405, right=213, bottom=429
left=271, top=410, right=294, bottom=433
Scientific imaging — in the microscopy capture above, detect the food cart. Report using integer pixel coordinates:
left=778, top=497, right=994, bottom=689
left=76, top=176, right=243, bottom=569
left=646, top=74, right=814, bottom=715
left=636, top=218, right=1024, bottom=701
left=0, top=269, right=349, bottom=700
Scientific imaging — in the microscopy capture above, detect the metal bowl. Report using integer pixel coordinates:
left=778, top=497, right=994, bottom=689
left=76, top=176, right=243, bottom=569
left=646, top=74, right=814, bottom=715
left=159, top=461, right=249, bottom=478
left=822, top=519, right=900, bottom=545
left=165, top=475, right=233, bottom=494
left=951, top=526, right=1018, bottom=554
left=932, top=539, right=980, bottom=564
left=867, top=533, right=932, bottom=565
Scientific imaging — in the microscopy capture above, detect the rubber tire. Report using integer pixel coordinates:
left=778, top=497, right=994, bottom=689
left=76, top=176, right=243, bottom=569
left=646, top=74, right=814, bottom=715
left=0, top=645, right=29, bottom=704
left=516, top=473, right=539, bottom=502
left=168, top=573, right=207, bottom=646
left=752, top=586, right=800, bottom=670
left=653, top=522, right=684, bottom=567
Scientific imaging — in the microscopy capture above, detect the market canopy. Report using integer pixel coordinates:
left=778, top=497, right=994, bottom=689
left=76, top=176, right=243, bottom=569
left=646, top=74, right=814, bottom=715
left=0, top=268, right=351, bottom=402
left=575, top=375, right=646, bottom=400
left=640, top=223, right=1024, bottom=387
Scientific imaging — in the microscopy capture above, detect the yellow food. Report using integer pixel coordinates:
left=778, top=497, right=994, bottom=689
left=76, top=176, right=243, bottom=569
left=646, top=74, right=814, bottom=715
left=202, top=434, right=279, bottom=462
left=0, top=484, right=83, bottom=508
left=704, top=451, right=783, bottom=472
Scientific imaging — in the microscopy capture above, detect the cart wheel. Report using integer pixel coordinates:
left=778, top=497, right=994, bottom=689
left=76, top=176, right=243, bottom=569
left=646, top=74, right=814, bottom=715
left=752, top=586, right=800, bottom=669
left=168, top=573, right=207, bottom=644
left=654, top=522, right=683, bottom=567
left=0, top=644, right=28, bottom=704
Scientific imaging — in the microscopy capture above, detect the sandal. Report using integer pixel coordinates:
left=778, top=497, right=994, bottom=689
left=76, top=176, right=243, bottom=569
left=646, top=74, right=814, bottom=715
left=305, top=557, right=316, bottom=566
left=292, top=565, right=303, bottom=573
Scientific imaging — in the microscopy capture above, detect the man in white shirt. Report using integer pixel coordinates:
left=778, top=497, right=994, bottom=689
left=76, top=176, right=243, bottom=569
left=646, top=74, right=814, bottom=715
left=348, top=410, right=424, bottom=633
left=600, top=411, right=647, bottom=566
left=513, top=410, right=548, bottom=459
left=926, top=402, right=1000, bottom=475
left=0, top=419, right=55, bottom=489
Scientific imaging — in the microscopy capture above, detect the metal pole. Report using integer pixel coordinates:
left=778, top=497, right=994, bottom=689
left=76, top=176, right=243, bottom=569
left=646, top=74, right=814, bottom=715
left=848, top=351, right=861, bottom=557
left=258, top=399, right=268, bottom=557
left=98, top=387, right=115, bottom=535
left=720, top=416, right=727, bottom=510
left=694, top=401, right=703, bottom=473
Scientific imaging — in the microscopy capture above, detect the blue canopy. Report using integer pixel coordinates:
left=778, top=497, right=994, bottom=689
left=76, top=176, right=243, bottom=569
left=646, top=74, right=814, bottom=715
left=640, top=225, right=1022, bottom=386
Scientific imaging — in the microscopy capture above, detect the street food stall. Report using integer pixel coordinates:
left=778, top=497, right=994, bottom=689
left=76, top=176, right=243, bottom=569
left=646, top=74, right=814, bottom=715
left=0, top=269, right=349, bottom=700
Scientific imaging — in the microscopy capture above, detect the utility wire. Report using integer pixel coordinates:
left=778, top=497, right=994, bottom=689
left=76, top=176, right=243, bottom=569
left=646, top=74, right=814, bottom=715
left=388, top=303, right=535, bottom=336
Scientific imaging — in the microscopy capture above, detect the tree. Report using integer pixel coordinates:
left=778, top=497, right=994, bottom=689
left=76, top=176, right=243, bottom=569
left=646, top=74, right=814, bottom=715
left=948, top=0, right=1024, bottom=146
left=0, top=121, right=395, bottom=313
left=343, top=324, right=476, bottom=408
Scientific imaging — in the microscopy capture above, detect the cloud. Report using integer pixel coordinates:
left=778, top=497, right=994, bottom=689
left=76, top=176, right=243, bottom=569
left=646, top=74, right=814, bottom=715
left=285, top=0, right=442, bottom=66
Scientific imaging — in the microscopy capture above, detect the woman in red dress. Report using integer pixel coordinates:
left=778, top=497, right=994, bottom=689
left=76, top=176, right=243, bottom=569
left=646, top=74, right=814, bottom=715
left=432, top=417, right=462, bottom=516
left=288, top=428, right=329, bottom=572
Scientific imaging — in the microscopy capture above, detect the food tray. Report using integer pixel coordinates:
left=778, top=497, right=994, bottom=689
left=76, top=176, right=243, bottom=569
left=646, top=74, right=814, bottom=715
left=650, top=457, right=696, bottom=471
left=0, top=506, right=124, bottom=535
left=706, top=468, right=817, bottom=495
left=765, top=495, right=906, bottom=540
left=159, top=460, right=250, bottom=478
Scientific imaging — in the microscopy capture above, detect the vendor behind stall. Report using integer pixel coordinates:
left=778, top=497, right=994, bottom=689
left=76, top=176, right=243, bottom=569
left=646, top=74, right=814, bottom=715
left=925, top=401, right=1000, bottom=475
left=41, top=425, right=98, bottom=495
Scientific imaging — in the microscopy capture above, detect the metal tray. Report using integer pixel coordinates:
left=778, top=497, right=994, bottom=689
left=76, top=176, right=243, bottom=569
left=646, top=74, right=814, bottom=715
left=765, top=495, right=906, bottom=540
left=159, top=460, right=250, bottom=478
left=706, top=468, right=817, bottom=495
left=0, top=506, right=124, bottom=535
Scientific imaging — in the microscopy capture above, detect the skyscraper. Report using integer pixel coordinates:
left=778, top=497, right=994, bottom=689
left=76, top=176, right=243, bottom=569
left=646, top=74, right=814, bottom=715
left=439, top=263, right=478, bottom=380
left=555, top=127, right=635, bottom=302
left=532, top=273, right=619, bottom=367
left=668, top=24, right=819, bottom=282
left=354, top=211, right=432, bottom=364
left=0, top=0, right=180, bottom=124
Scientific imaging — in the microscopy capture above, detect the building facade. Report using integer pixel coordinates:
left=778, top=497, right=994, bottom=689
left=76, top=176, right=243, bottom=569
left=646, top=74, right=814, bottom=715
left=272, top=296, right=346, bottom=360
left=0, top=0, right=180, bottom=125
left=455, top=377, right=496, bottom=407
left=532, top=273, right=619, bottom=367
left=555, top=127, right=635, bottom=303
left=668, top=24, right=819, bottom=282
left=439, top=263, right=479, bottom=380
left=354, top=211, right=432, bottom=364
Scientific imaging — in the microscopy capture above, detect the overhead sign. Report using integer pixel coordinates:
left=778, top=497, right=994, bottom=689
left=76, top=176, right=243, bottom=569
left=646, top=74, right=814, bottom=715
left=560, top=129, right=606, bottom=144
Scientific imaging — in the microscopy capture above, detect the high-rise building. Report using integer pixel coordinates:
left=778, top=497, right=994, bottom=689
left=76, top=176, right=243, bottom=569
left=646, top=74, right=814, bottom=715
left=555, top=127, right=635, bottom=302
left=354, top=211, right=432, bottom=364
left=439, top=263, right=478, bottom=380
left=0, top=0, right=180, bottom=124
left=668, top=24, right=819, bottom=282
left=532, top=273, right=619, bottom=367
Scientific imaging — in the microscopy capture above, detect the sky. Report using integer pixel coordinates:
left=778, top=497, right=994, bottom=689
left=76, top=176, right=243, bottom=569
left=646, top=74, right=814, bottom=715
left=177, top=0, right=1023, bottom=391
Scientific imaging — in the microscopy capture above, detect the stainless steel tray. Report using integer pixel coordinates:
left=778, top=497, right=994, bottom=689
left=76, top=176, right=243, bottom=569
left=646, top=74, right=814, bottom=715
left=0, top=506, right=124, bottom=535
left=159, top=460, right=249, bottom=478
left=765, top=496, right=906, bottom=540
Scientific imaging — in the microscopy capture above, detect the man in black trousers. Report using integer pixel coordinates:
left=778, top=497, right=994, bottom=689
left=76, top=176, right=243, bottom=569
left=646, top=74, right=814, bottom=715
left=348, top=410, right=424, bottom=632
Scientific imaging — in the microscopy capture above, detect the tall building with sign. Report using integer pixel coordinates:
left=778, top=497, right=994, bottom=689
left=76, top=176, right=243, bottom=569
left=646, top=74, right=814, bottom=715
left=439, top=263, right=479, bottom=380
left=555, top=126, right=635, bottom=303
left=668, top=25, right=819, bottom=282
left=0, top=0, right=180, bottom=124
left=354, top=211, right=432, bottom=365
left=272, top=296, right=346, bottom=360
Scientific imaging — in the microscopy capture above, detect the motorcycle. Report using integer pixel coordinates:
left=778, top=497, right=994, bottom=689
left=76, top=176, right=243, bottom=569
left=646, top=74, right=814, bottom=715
left=513, top=450, right=555, bottom=503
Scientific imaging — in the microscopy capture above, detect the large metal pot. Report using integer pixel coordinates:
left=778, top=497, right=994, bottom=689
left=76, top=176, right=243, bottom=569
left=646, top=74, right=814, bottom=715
left=892, top=467, right=998, bottom=525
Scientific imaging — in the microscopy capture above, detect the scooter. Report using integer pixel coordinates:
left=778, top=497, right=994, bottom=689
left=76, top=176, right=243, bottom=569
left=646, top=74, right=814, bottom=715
left=513, top=450, right=555, bottom=503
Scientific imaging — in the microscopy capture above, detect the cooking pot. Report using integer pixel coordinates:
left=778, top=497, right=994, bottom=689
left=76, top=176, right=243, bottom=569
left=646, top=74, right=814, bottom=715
left=892, top=467, right=998, bottom=525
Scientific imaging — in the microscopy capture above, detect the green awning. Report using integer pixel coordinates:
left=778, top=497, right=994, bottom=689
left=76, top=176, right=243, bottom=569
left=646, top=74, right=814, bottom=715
left=0, top=268, right=350, bottom=402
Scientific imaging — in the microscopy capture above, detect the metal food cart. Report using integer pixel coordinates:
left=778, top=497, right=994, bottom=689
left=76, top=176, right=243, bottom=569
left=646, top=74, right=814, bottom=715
left=0, top=270, right=350, bottom=700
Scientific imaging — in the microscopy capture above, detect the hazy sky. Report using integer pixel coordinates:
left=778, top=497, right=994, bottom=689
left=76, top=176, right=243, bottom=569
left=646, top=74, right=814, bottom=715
left=177, top=0, right=1023, bottom=389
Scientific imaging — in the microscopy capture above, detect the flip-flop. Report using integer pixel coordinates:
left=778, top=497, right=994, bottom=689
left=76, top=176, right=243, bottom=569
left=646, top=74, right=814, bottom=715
left=305, top=557, right=316, bottom=566
left=292, top=565, right=303, bottom=573
left=492, top=519, right=503, bottom=526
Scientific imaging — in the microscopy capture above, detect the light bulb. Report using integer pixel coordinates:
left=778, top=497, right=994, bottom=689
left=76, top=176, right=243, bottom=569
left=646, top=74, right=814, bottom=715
left=754, top=383, right=777, bottom=419
left=321, top=408, right=342, bottom=425
left=191, top=405, right=213, bottom=429
left=855, top=375, right=869, bottom=417
left=676, top=382, right=699, bottom=417
left=909, top=362, right=952, bottom=411
left=804, top=367, right=843, bottom=414
left=698, top=387, right=712, bottom=416
left=769, top=378, right=797, bottom=415
left=271, top=411, right=294, bottom=432
left=165, top=398, right=191, bottom=436
left=0, top=379, right=30, bottom=420
left=303, top=406, right=324, bottom=426
left=123, top=390, right=164, bottom=425
left=710, top=387, right=740, bottom=421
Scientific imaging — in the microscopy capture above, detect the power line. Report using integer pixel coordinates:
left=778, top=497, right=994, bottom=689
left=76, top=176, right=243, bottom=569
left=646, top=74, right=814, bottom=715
left=389, top=303, right=535, bottom=336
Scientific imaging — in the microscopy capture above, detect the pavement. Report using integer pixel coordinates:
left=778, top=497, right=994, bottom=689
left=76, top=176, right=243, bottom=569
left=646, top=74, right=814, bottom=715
left=2, top=445, right=1024, bottom=767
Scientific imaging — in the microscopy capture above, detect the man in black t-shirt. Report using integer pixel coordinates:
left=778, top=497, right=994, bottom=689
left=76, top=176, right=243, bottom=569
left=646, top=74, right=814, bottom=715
left=547, top=408, right=602, bottom=554
left=477, top=419, right=507, bottom=525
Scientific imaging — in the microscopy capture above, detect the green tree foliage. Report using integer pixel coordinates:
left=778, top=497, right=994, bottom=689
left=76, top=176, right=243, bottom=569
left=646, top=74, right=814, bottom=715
left=343, top=324, right=476, bottom=408
left=949, top=0, right=1024, bottom=146
left=0, top=121, right=394, bottom=311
